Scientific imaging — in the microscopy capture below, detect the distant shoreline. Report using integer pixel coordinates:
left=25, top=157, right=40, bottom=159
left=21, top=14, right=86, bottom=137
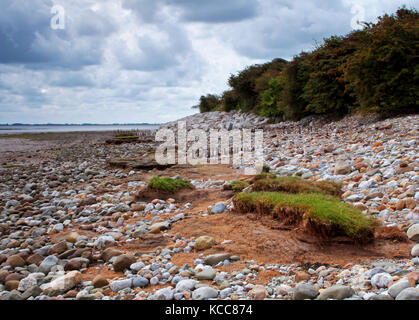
left=0, top=124, right=161, bottom=135
left=0, top=123, right=161, bottom=126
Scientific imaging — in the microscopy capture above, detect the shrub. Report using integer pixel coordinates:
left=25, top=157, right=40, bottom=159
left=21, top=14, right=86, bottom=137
left=193, top=8, right=418, bottom=121
left=258, top=77, right=283, bottom=118
left=148, top=177, right=194, bottom=192
left=301, top=35, right=359, bottom=115
left=193, top=94, right=221, bottom=113
left=344, top=8, right=419, bottom=117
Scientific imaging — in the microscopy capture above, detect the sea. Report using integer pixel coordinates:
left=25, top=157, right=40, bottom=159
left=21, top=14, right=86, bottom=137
left=0, top=124, right=161, bottom=134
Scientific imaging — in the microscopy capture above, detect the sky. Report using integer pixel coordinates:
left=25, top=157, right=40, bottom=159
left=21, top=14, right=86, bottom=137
left=0, top=0, right=417, bottom=124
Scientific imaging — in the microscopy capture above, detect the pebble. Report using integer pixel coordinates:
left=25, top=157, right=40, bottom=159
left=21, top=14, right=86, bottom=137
left=204, top=253, right=230, bottom=266
left=371, top=272, right=393, bottom=288
left=192, top=287, right=218, bottom=300
left=317, top=285, right=355, bottom=300
left=196, top=268, right=217, bottom=281
left=407, top=224, right=419, bottom=242
left=110, top=279, right=132, bottom=292
left=211, top=203, right=227, bottom=214
left=388, top=278, right=411, bottom=298
left=293, top=284, right=319, bottom=300
left=395, top=288, right=419, bottom=300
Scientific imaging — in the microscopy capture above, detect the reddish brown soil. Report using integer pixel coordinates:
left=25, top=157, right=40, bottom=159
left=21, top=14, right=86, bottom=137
left=169, top=212, right=413, bottom=268
left=42, top=164, right=415, bottom=286
left=136, top=187, right=235, bottom=203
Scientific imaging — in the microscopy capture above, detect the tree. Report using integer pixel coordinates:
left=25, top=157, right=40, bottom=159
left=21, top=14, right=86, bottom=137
left=344, top=8, right=419, bottom=117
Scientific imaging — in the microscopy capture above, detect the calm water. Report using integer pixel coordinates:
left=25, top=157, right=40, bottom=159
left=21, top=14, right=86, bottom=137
left=0, top=125, right=161, bottom=134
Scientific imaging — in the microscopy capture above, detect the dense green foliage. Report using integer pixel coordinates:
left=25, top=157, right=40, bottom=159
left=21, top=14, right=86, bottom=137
left=194, top=8, right=418, bottom=120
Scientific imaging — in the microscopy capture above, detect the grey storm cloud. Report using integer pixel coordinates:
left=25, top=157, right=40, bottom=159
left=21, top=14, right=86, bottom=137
left=0, top=0, right=117, bottom=69
left=0, top=0, right=416, bottom=124
left=122, top=0, right=259, bottom=23
left=167, top=0, right=260, bottom=23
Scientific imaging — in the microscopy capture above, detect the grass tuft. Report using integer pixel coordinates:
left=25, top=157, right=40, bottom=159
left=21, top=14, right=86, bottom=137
left=253, top=176, right=343, bottom=197
left=233, top=192, right=378, bottom=243
left=148, top=177, right=194, bottom=193
left=231, top=181, right=250, bottom=193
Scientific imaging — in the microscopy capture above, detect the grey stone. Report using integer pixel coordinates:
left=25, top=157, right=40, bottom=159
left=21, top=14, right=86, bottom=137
left=204, top=253, right=230, bottom=266
left=110, top=279, right=132, bottom=292
left=154, top=287, right=174, bottom=300
left=371, top=272, right=393, bottom=288
left=411, top=244, right=419, bottom=257
left=369, top=294, right=394, bottom=301
left=407, top=224, right=419, bottom=242
left=21, top=286, right=42, bottom=299
left=150, top=276, right=159, bottom=285
left=196, top=268, right=217, bottom=281
left=192, top=286, right=218, bottom=300
left=334, top=161, right=352, bottom=175
left=220, top=287, right=233, bottom=299
left=150, top=221, right=170, bottom=231
left=39, top=255, right=59, bottom=275
left=388, top=278, right=411, bottom=298
left=317, top=285, right=355, bottom=300
left=176, top=279, right=198, bottom=292
left=364, top=267, right=387, bottom=279
left=293, top=284, right=319, bottom=300
left=132, top=276, right=149, bottom=288
left=1, top=291, right=23, bottom=300
left=211, top=203, right=227, bottom=214
left=18, top=275, right=38, bottom=292
left=130, top=262, right=145, bottom=272
left=395, top=288, right=419, bottom=300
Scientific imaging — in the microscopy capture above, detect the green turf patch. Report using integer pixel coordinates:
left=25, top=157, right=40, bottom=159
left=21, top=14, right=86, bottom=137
left=148, top=177, right=194, bottom=193
left=252, top=172, right=277, bottom=182
left=233, top=192, right=378, bottom=243
left=231, top=181, right=250, bottom=193
left=253, top=176, right=343, bottom=197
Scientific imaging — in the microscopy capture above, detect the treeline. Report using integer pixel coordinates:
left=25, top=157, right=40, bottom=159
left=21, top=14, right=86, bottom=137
left=193, top=8, right=418, bottom=120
